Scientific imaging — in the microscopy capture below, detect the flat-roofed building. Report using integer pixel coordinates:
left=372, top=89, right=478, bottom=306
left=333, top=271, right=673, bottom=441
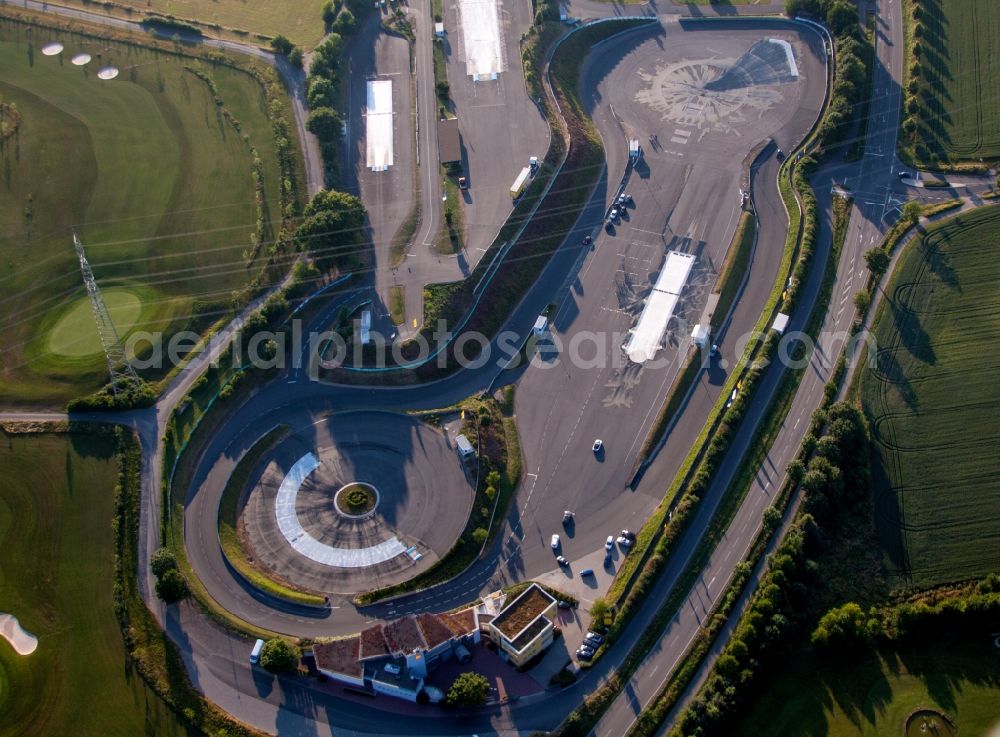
left=487, top=583, right=557, bottom=667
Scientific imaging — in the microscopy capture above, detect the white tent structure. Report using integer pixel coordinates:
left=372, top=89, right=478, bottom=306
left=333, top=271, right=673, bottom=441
left=366, top=80, right=394, bottom=171
left=623, top=251, right=696, bottom=364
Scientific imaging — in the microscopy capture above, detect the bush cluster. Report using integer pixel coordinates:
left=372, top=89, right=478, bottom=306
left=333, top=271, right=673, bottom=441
left=786, top=0, right=869, bottom=154
left=306, top=0, right=370, bottom=183
left=151, top=547, right=188, bottom=603
left=67, top=378, right=157, bottom=412
left=293, top=189, right=367, bottom=273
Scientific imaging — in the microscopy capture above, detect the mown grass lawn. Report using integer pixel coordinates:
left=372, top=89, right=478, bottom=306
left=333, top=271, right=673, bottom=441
left=860, top=207, right=1000, bottom=588
left=733, top=635, right=1000, bottom=737
left=903, top=0, right=1000, bottom=161
left=0, top=432, right=196, bottom=737
left=0, top=19, right=284, bottom=405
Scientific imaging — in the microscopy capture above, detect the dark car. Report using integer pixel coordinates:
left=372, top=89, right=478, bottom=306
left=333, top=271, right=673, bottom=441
left=582, top=235, right=592, bottom=245
left=584, top=631, right=605, bottom=646
left=576, top=646, right=595, bottom=661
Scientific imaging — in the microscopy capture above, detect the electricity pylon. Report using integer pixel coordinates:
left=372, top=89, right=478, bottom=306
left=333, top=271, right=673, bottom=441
left=72, top=231, right=140, bottom=396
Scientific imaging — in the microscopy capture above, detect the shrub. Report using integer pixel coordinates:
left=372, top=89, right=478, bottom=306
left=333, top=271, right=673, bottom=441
left=472, top=528, right=488, bottom=546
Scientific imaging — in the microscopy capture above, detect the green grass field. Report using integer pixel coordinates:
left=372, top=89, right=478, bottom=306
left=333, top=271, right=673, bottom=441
left=63, top=0, right=326, bottom=49
left=733, top=635, right=1000, bottom=737
left=0, top=431, right=196, bottom=737
left=904, top=0, right=1000, bottom=162
left=0, top=19, right=284, bottom=404
left=860, top=207, right=1000, bottom=588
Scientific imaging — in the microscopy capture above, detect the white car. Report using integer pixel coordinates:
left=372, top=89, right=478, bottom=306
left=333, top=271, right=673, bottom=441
left=556, top=555, right=569, bottom=566
left=605, top=535, right=614, bottom=551
left=551, top=534, right=561, bottom=550
left=592, top=439, right=603, bottom=453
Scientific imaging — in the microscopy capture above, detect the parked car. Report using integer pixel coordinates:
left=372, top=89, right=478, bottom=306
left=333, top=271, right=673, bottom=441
left=563, top=510, right=574, bottom=524
left=621, top=529, right=635, bottom=540
left=580, top=568, right=594, bottom=578
left=556, top=555, right=569, bottom=566
left=458, top=176, right=468, bottom=190
left=584, top=631, right=605, bottom=646
left=616, top=535, right=634, bottom=548
left=617, top=193, right=632, bottom=207
left=551, top=534, right=561, bottom=550
left=384, top=662, right=401, bottom=675
left=558, top=599, right=574, bottom=609
left=609, top=207, right=620, bottom=223
left=605, top=535, right=614, bottom=551
left=592, top=439, right=603, bottom=453
left=582, top=235, right=592, bottom=245
left=899, top=171, right=913, bottom=179
left=576, top=646, right=595, bottom=661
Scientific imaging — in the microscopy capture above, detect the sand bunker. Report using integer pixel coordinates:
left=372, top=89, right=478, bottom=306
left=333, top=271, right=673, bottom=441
left=41, top=42, right=64, bottom=56
left=97, top=66, right=120, bottom=80
left=71, top=53, right=92, bottom=66
left=0, top=614, right=38, bottom=656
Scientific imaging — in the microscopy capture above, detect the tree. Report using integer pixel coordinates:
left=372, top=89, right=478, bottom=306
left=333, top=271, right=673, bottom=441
left=811, top=602, right=874, bottom=649
left=306, top=107, right=343, bottom=140
left=270, top=34, right=294, bottom=56
left=332, top=8, right=355, bottom=35
left=260, top=638, right=299, bottom=674
left=322, top=0, right=337, bottom=26
left=155, top=568, right=188, bottom=603
left=826, top=0, right=859, bottom=36
left=762, top=505, right=783, bottom=533
left=150, top=547, right=178, bottom=578
left=471, top=528, right=488, bottom=546
left=853, top=288, right=871, bottom=314
left=902, top=199, right=922, bottom=222
left=446, top=672, right=490, bottom=706
left=590, top=597, right=608, bottom=622
left=288, top=47, right=304, bottom=69
left=864, top=247, right=890, bottom=277
left=295, top=190, right=366, bottom=269
left=307, top=77, right=334, bottom=109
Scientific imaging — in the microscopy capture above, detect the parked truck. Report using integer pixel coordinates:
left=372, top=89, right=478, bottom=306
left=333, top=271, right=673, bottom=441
left=510, top=166, right=532, bottom=200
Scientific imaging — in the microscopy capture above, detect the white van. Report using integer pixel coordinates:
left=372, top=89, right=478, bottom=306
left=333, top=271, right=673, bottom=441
left=250, top=638, right=265, bottom=665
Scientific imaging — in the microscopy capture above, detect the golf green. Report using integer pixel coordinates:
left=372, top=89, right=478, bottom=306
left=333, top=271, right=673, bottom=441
left=46, top=288, right=142, bottom=357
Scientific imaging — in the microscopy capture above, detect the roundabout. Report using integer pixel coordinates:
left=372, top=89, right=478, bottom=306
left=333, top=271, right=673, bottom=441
left=236, top=412, right=475, bottom=595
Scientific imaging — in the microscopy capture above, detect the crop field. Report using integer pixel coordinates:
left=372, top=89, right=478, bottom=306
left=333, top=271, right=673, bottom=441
left=860, top=206, right=1000, bottom=588
left=0, top=19, right=285, bottom=405
left=905, top=0, right=1000, bottom=162
left=733, top=635, right=1000, bottom=737
left=0, top=431, right=195, bottom=737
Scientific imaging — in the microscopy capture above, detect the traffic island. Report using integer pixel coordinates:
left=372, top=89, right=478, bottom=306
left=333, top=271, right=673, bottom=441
left=335, top=483, right=379, bottom=518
